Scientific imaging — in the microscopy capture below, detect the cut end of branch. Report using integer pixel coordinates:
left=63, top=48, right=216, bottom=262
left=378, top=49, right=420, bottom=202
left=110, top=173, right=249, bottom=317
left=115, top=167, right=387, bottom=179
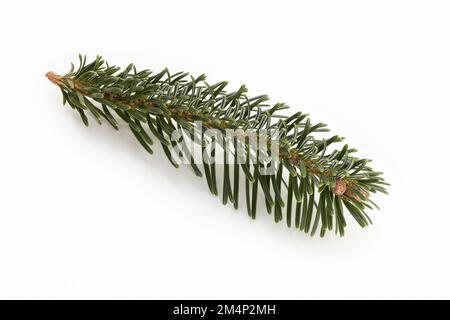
left=46, top=71, right=62, bottom=85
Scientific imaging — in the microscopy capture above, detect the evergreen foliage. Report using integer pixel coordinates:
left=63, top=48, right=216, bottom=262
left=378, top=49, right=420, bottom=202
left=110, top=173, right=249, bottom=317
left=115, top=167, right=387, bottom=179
left=47, top=55, right=388, bottom=237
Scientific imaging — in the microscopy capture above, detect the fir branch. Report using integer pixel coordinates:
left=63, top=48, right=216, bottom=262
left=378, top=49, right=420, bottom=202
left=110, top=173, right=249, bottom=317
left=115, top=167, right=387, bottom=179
left=46, top=55, right=389, bottom=237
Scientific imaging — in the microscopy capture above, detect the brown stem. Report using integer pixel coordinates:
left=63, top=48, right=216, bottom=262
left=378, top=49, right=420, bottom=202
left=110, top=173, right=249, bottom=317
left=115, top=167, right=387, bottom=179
left=50, top=74, right=356, bottom=198
left=46, top=72, right=62, bottom=85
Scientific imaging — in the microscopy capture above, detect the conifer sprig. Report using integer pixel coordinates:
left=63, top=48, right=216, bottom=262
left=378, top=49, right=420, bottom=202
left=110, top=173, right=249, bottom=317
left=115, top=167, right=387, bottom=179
left=46, top=55, right=388, bottom=237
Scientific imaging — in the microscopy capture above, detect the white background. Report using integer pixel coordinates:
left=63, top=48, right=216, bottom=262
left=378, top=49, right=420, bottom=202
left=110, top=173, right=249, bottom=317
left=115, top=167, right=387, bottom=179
left=0, top=0, right=449, bottom=299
